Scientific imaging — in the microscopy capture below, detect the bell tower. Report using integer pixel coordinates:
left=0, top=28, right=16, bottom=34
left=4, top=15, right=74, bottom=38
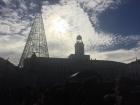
left=69, top=35, right=90, bottom=60
left=75, top=35, right=84, bottom=55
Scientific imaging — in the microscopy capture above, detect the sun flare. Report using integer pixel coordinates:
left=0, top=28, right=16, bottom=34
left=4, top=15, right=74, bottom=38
left=52, top=17, right=69, bottom=33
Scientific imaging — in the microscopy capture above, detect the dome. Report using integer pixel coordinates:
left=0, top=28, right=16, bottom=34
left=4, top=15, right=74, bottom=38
left=77, top=35, right=82, bottom=40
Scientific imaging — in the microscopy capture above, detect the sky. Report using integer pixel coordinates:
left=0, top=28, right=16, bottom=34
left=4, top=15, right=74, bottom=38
left=0, top=0, right=140, bottom=65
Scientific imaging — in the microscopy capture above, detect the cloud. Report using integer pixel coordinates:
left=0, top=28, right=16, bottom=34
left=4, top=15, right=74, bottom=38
left=0, top=0, right=140, bottom=65
left=42, top=1, right=116, bottom=57
left=0, top=35, right=25, bottom=64
left=89, top=46, right=140, bottom=63
left=106, top=48, right=140, bottom=63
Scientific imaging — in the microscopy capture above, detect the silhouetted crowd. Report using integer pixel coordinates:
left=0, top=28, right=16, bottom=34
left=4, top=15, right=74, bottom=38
left=0, top=77, right=140, bottom=105
left=0, top=57, right=140, bottom=105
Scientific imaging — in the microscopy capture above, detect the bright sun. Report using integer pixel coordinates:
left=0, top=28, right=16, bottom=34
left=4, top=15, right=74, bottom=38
left=52, top=17, right=69, bottom=33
